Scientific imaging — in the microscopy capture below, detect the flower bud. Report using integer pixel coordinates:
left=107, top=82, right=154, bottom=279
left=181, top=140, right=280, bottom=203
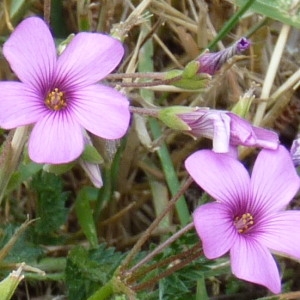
left=196, top=37, right=251, bottom=75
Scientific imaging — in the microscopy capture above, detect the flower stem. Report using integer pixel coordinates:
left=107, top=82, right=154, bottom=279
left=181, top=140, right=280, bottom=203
left=119, top=176, right=193, bottom=271
left=106, top=72, right=165, bottom=80
left=87, top=279, right=114, bottom=300
left=127, top=242, right=202, bottom=286
left=131, top=244, right=203, bottom=292
left=128, top=222, right=194, bottom=274
left=87, top=274, right=136, bottom=300
left=129, top=106, right=159, bottom=117
left=109, top=75, right=182, bottom=88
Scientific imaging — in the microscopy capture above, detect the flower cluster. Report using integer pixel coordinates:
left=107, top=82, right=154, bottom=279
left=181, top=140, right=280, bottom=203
left=1, top=16, right=298, bottom=296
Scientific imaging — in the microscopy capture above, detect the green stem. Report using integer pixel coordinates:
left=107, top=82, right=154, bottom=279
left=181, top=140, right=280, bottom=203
left=87, top=274, right=136, bottom=300
left=87, top=279, right=114, bottom=300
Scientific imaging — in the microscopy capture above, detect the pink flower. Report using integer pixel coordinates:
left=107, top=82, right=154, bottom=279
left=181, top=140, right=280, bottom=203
left=0, top=17, right=130, bottom=164
left=197, top=37, right=250, bottom=75
left=178, top=108, right=279, bottom=153
left=185, top=145, right=300, bottom=293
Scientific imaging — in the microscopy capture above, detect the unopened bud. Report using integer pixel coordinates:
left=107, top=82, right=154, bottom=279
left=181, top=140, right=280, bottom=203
left=196, top=37, right=251, bottom=75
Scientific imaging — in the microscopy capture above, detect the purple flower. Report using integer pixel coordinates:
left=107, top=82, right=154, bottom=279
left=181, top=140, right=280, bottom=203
left=197, top=37, right=251, bottom=75
left=0, top=17, right=130, bottom=164
left=177, top=108, right=279, bottom=153
left=185, top=145, right=300, bottom=293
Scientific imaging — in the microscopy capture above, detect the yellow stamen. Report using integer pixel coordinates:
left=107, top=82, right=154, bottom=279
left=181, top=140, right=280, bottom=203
left=45, top=88, right=67, bottom=111
left=234, top=213, right=254, bottom=234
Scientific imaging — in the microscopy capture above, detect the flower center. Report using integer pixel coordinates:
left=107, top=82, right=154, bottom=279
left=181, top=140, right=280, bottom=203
left=45, top=88, right=67, bottom=111
left=234, top=213, right=254, bottom=234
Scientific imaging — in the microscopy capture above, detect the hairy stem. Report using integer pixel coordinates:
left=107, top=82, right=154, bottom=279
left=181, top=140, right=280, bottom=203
left=132, top=244, right=203, bottom=292
left=128, top=222, right=194, bottom=275
left=119, top=176, right=193, bottom=271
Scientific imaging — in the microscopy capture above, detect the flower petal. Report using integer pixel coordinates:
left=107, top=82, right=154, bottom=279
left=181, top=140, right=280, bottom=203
left=193, top=202, right=236, bottom=258
left=0, top=82, right=46, bottom=128
left=3, top=17, right=56, bottom=91
left=28, top=113, right=84, bottom=164
left=227, top=113, right=253, bottom=145
left=250, top=146, right=300, bottom=213
left=55, top=33, right=124, bottom=88
left=71, top=84, right=130, bottom=139
left=211, top=112, right=231, bottom=152
left=185, top=150, right=250, bottom=206
left=256, top=211, right=300, bottom=259
left=250, top=125, right=279, bottom=150
left=231, top=237, right=281, bottom=294
left=184, top=110, right=231, bottom=152
left=228, top=113, right=279, bottom=150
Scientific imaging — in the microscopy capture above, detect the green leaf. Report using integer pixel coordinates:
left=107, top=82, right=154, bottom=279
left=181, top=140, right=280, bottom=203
left=43, top=161, right=75, bottom=175
left=66, top=245, right=124, bottom=300
left=235, top=0, right=300, bottom=29
left=157, top=106, right=195, bottom=130
left=164, top=69, right=210, bottom=90
left=66, top=246, right=100, bottom=300
left=7, top=161, right=42, bottom=194
left=31, top=172, right=69, bottom=240
left=164, top=69, right=183, bottom=80
left=0, top=266, right=24, bottom=300
left=0, top=224, right=43, bottom=264
left=81, top=145, right=104, bottom=164
left=182, top=61, right=200, bottom=79
left=171, top=75, right=211, bottom=90
left=75, top=187, right=98, bottom=248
